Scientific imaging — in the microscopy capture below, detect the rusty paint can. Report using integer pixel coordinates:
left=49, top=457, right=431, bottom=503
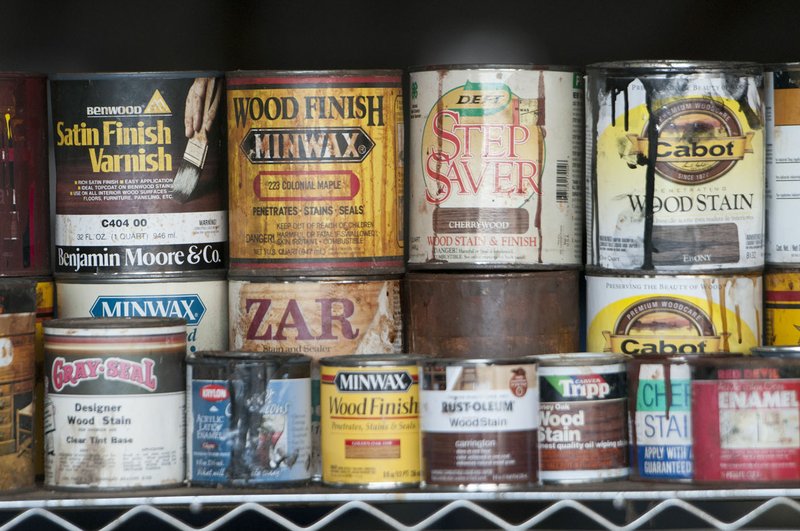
left=33, top=277, right=54, bottom=479
left=586, top=271, right=762, bottom=355
left=586, top=61, right=765, bottom=272
left=186, top=351, right=312, bottom=487
left=405, top=270, right=579, bottom=357
left=690, top=355, right=800, bottom=483
left=0, top=73, right=50, bottom=277
left=319, top=354, right=421, bottom=488
left=419, top=357, right=539, bottom=489
left=226, top=70, right=404, bottom=276
left=50, top=72, right=227, bottom=278
left=43, top=317, right=186, bottom=489
left=408, top=65, right=583, bottom=269
left=765, top=267, right=800, bottom=345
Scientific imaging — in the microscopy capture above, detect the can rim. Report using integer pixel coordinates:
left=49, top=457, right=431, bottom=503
left=406, top=270, right=579, bottom=280
left=44, top=316, right=185, bottom=330
left=408, top=64, right=581, bottom=73
left=419, top=357, right=537, bottom=366
left=0, top=72, right=47, bottom=79
left=226, top=69, right=403, bottom=78
left=530, top=352, right=631, bottom=366
left=50, top=71, right=224, bottom=80
left=187, top=350, right=311, bottom=364
left=319, top=354, right=423, bottom=367
left=751, top=346, right=800, bottom=357
left=228, top=274, right=402, bottom=283
left=586, top=60, right=763, bottom=75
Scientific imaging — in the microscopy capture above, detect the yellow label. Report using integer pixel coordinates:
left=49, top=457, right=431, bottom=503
left=765, top=271, right=800, bottom=345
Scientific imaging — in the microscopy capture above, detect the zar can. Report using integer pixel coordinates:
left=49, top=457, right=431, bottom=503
left=226, top=70, right=404, bottom=276
left=586, top=272, right=762, bottom=355
left=186, top=351, right=312, bottom=486
left=408, top=65, right=583, bottom=269
left=586, top=61, right=765, bottom=272
left=43, top=317, right=186, bottom=489
left=56, top=273, right=228, bottom=354
left=419, top=358, right=539, bottom=489
left=690, top=354, right=800, bottom=483
left=320, top=354, right=420, bottom=488
left=404, top=270, right=579, bottom=357
left=0, top=73, right=50, bottom=277
left=50, top=72, right=227, bottom=277
left=765, top=267, right=800, bottom=345
left=534, top=353, right=629, bottom=483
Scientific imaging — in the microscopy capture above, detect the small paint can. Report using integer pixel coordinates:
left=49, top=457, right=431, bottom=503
left=419, top=357, right=539, bottom=489
left=690, top=355, right=800, bottom=483
left=50, top=72, right=227, bottom=277
left=319, top=354, right=421, bottom=488
left=43, top=317, right=186, bottom=489
left=404, top=270, right=579, bottom=357
left=765, top=267, right=800, bottom=345
left=408, top=65, right=583, bottom=269
left=586, top=271, right=762, bottom=355
left=0, top=73, right=50, bottom=277
left=186, top=351, right=312, bottom=486
left=226, top=70, right=404, bottom=276
left=533, top=353, right=629, bottom=483
left=586, top=61, right=765, bottom=272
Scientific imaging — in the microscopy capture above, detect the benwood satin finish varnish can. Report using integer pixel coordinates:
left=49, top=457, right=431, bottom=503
left=226, top=70, right=404, bottom=276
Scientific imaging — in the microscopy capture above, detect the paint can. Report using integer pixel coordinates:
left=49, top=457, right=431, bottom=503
left=408, top=65, right=583, bottom=269
left=34, top=277, right=54, bottom=479
left=765, top=267, right=800, bottom=345
left=533, top=353, right=629, bottom=483
left=586, top=61, right=765, bottom=272
left=226, top=70, right=404, bottom=276
left=419, top=357, right=539, bottom=489
left=43, top=317, right=186, bottom=489
left=319, top=354, right=420, bottom=488
left=56, top=273, right=228, bottom=354
left=690, top=355, right=800, bottom=483
left=586, top=271, right=762, bottom=355
left=0, top=73, right=50, bottom=277
left=186, top=351, right=312, bottom=486
left=50, top=72, right=227, bottom=277
left=404, top=270, right=579, bottom=357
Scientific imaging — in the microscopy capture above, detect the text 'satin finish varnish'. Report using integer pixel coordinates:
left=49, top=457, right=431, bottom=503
left=43, top=317, right=186, bottom=489
left=765, top=267, right=800, bottom=345
left=320, top=355, right=420, bottom=488
left=50, top=72, right=227, bottom=277
left=408, top=65, right=583, bottom=269
left=419, top=358, right=539, bottom=489
left=533, top=353, right=629, bottom=483
left=586, top=61, right=765, bottom=272
left=586, top=272, right=762, bottom=355
left=186, top=351, right=312, bottom=487
left=226, top=70, right=404, bottom=276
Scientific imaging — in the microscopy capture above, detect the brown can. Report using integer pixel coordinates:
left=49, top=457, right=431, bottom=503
left=404, top=270, right=579, bottom=357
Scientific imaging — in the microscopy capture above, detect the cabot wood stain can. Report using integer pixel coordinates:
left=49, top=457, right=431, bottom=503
left=51, top=72, right=227, bottom=277
left=419, top=358, right=539, bottom=489
left=765, top=267, right=800, bottom=345
left=320, top=354, right=420, bottom=488
left=534, top=353, right=629, bottom=483
left=586, top=61, right=765, bottom=272
left=186, top=351, right=312, bottom=486
left=226, top=70, right=404, bottom=276
left=408, top=65, right=583, bottom=269
left=43, top=317, right=186, bottom=489
left=405, top=270, right=579, bottom=357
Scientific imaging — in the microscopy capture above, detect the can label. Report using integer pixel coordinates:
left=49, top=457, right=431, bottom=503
left=587, top=71, right=764, bottom=270
left=420, top=363, right=538, bottom=486
left=51, top=74, right=227, bottom=275
left=766, top=270, right=800, bottom=345
left=586, top=274, right=762, bottom=355
left=538, top=363, right=628, bottom=481
left=408, top=69, right=582, bottom=267
left=320, top=363, right=420, bottom=485
left=227, top=73, right=404, bottom=274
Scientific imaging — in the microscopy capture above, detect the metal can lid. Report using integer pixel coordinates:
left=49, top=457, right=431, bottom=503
left=530, top=352, right=631, bottom=366
left=408, top=63, right=581, bottom=74
left=187, top=350, right=311, bottom=365
left=50, top=71, right=223, bottom=80
left=226, top=69, right=402, bottom=79
left=751, top=346, right=800, bottom=358
left=419, top=357, right=536, bottom=367
left=319, top=354, right=423, bottom=367
left=626, top=353, right=743, bottom=365
left=44, top=316, right=186, bottom=336
left=586, top=60, right=762, bottom=76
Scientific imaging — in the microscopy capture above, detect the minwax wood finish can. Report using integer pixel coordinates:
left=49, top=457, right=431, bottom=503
left=586, top=272, right=762, bottom=355
left=43, top=317, right=186, bottom=489
left=50, top=72, right=227, bottom=278
left=404, top=270, right=579, bottom=357
left=0, top=279, right=36, bottom=490
left=408, top=65, right=583, bottom=269
left=226, top=70, right=404, bottom=276
left=534, top=353, right=629, bottom=483
left=0, top=73, right=50, bottom=277
left=586, top=61, right=765, bottom=272
left=765, top=267, right=800, bottom=345
left=186, top=351, right=312, bottom=487
left=56, top=274, right=228, bottom=354
left=419, top=358, right=539, bottom=489
left=320, top=354, right=420, bottom=488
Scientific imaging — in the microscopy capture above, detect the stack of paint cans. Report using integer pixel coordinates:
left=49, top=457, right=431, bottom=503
left=224, top=70, right=406, bottom=485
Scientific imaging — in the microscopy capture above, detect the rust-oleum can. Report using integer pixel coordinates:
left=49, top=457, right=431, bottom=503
left=43, top=317, right=186, bottom=489
left=186, top=351, right=312, bottom=487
